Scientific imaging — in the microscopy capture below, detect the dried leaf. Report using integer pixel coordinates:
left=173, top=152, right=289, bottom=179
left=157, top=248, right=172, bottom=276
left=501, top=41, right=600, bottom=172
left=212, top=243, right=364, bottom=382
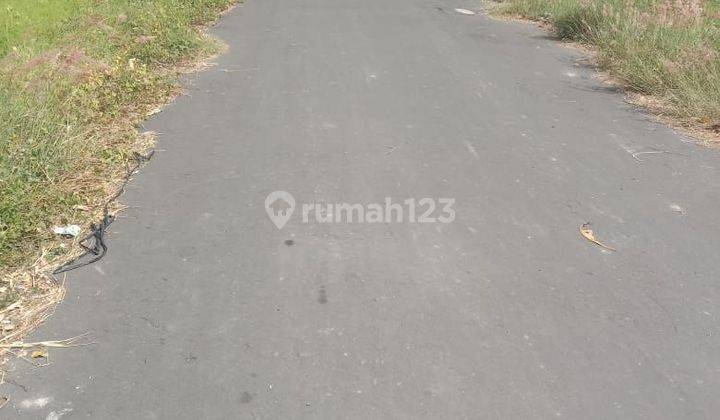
left=4, top=301, right=22, bottom=311
left=30, top=349, right=47, bottom=359
left=580, top=223, right=616, bottom=251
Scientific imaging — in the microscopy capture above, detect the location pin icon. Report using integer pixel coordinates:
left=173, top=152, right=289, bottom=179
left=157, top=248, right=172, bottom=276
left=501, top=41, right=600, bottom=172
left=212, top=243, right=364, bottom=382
left=265, top=191, right=295, bottom=229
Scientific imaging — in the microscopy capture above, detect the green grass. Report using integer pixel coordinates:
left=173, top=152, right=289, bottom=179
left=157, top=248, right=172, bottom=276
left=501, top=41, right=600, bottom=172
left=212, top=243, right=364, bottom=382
left=1, top=0, right=92, bottom=57
left=0, top=0, right=235, bottom=272
left=497, top=0, right=720, bottom=127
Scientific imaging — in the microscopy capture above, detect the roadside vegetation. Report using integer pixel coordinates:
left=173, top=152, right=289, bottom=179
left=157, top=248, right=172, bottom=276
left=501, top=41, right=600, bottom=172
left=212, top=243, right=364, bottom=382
left=0, top=0, right=235, bottom=350
left=495, top=0, right=720, bottom=135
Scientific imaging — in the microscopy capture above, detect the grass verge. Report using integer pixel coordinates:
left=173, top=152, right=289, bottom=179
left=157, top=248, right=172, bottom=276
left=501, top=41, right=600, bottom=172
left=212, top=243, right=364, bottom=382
left=492, top=0, right=720, bottom=138
left=0, top=0, right=236, bottom=357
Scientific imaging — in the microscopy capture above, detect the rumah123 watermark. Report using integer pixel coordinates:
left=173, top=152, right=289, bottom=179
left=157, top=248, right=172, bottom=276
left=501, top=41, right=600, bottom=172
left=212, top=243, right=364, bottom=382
left=265, top=191, right=455, bottom=229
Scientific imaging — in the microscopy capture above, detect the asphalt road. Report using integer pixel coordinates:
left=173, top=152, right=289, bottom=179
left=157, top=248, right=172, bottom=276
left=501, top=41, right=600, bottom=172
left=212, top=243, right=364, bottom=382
left=7, top=0, right=720, bottom=418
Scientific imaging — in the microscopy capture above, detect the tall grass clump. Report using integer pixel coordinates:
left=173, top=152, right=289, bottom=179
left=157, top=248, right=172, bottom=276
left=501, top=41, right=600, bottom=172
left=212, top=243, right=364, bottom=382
left=499, top=0, right=720, bottom=129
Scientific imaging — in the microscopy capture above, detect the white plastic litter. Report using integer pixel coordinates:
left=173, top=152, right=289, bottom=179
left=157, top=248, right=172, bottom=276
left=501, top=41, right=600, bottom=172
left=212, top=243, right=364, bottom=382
left=454, top=8, right=476, bottom=15
left=53, top=225, right=81, bottom=237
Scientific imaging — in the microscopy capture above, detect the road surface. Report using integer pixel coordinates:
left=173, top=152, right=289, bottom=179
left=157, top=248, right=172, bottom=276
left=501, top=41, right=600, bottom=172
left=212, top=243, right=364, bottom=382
left=7, top=0, right=720, bottom=418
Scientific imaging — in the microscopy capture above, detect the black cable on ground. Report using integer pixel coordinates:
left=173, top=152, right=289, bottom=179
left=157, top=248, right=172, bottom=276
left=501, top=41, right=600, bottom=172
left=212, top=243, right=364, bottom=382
left=53, top=150, right=155, bottom=275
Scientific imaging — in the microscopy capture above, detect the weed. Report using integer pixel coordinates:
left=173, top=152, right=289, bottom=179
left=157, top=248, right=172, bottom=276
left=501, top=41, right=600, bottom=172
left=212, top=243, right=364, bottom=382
left=0, top=0, right=235, bottom=347
left=497, top=0, right=720, bottom=130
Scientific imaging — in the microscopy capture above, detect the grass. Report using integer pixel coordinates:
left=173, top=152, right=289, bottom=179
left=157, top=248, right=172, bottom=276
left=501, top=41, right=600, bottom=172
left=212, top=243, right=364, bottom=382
left=0, top=0, right=235, bottom=347
left=495, top=0, right=720, bottom=131
left=1, top=0, right=91, bottom=56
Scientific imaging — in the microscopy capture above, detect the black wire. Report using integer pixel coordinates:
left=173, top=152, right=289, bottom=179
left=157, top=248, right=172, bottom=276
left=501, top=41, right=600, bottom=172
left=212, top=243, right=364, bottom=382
left=53, top=150, right=155, bottom=275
